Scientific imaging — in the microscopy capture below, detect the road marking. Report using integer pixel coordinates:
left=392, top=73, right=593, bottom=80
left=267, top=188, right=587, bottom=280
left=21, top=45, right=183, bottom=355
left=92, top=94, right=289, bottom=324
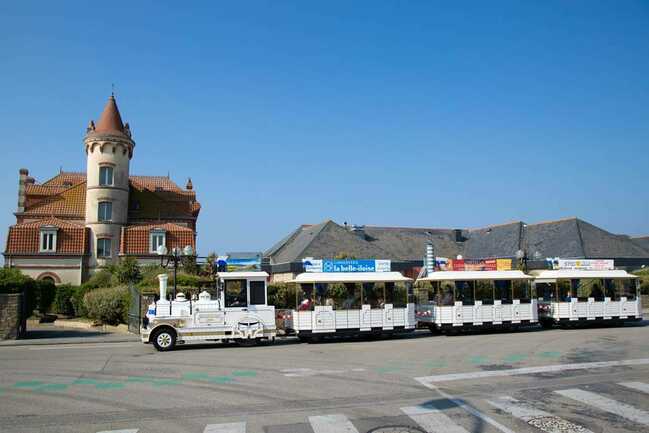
left=309, top=414, right=360, bottom=433
left=487, top=396, right=593, bottom=433
left=415, top=358, right=649, bottom=385
left=203, top=422, right=246, bottom=433
left=97, top=430, right=138, bottom=433
left=619, top=381, right=649, bottom=395
left=401, top=405, right=470, bottom=433
left=28, top=343, right=135, bottom=350
left=418, top=383, right=516, bottom=433
left=556, top=388, right=649, bottom=426
left=281, top=367, right=365, bottom=377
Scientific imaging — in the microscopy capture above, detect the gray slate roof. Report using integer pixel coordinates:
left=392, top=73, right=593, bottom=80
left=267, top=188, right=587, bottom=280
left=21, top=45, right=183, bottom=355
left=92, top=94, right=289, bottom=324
left=265, top=218, right=649, bottom=265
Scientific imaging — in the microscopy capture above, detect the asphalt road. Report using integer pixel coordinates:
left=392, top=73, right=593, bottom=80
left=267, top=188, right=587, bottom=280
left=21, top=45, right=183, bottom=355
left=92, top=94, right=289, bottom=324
left=1, top=323, right=649, bottom=433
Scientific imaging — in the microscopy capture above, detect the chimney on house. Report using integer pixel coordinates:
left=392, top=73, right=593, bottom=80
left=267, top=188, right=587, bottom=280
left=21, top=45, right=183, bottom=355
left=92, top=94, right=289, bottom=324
left=17, top=168, right=28, bottom=212
left=454, top=229, right=466, bottom=243
left=351, top=225, right=366, bottom=240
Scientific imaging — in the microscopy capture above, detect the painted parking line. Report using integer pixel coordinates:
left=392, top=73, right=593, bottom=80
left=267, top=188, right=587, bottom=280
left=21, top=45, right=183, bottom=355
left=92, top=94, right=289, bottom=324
left=401, top=404, right=470, bottom=433
left=619, top=381, right=649, bottom=395
left=203, top=422, right=246, bottom=433
left=487, top=396, right=593, bottom=433
left=415, top=358, right=649, bottom=385
left=556, top=388, right=649, bottom=426
left=308, top=414, right=360, bottom=433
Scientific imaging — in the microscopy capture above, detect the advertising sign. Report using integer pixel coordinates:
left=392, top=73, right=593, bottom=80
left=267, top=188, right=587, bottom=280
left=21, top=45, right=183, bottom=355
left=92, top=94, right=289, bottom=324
left=557, top=259, right=614, bottom=271
left=450, top=258, right=507, bottom=271
left=302, top=259, right=391, bottom=273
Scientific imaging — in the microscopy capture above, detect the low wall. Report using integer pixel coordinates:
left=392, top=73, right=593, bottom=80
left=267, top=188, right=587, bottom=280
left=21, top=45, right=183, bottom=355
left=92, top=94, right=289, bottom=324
left=0, top=293, right=25, bottom=340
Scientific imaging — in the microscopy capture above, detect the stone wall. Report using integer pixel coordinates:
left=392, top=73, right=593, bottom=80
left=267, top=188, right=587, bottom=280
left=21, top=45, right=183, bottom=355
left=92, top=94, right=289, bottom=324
left=0, top=293, right=25, bottom=340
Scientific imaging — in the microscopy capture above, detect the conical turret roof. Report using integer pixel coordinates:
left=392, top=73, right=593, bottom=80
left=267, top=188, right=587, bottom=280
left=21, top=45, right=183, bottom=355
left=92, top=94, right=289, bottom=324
left=94, top=95, right=125, bottom=134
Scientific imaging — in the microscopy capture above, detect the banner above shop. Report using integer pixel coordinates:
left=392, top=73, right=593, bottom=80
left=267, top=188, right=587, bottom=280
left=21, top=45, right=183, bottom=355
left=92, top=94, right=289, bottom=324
left=442, top=258, right=512, bottom=272
left=302, top=259, right=391, bottom=273
left=556, top=259, right=614, bottom=271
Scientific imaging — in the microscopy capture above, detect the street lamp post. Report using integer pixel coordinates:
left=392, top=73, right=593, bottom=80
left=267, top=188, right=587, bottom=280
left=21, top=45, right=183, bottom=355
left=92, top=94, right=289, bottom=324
left=156, top=244, right=194, bottom=300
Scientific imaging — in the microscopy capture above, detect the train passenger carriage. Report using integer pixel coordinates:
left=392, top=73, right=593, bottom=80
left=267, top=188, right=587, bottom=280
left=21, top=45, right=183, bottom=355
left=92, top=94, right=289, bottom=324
left=415, top=270, right=538, bottom=332
left=278, top=272, right=416, bottom=341
left=531, top=269, right=642, bottom=327
left=141, top=271, right=276, bottom=351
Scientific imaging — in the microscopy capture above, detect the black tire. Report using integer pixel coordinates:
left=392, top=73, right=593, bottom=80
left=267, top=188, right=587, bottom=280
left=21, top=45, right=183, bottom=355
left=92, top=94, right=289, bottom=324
left=237, top=338, right=258, bottom=347
left=152, top=327, right=176, bottom=351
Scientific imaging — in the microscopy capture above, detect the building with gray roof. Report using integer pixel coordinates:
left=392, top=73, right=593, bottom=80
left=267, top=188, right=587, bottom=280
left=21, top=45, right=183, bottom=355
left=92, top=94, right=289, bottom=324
left=263, top=218, right=649, bottom=281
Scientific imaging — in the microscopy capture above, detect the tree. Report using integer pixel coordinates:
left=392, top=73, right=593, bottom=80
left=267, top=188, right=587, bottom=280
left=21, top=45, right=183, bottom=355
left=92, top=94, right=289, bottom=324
left=181, top=255, right=199, bottom=275
left=202, top=251, right=218, bottom=276
left=114, top=256, right=142, bottom=284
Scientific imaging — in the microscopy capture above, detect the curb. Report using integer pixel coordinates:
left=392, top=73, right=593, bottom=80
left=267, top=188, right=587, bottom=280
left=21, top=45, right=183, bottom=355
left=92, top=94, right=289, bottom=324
left=0, top=336, right=139, bottom=347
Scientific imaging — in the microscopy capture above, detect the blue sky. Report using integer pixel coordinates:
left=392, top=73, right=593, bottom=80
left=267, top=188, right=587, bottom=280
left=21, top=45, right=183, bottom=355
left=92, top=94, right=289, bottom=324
left=1, top=1, right=648, bottom=255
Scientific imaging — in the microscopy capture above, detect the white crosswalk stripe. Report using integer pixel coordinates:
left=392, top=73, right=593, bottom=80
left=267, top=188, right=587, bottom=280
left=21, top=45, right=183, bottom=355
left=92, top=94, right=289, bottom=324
left=487, top=396, right=593, bottom=433
left=203, top=422, right=246, bottom=433
left=308, top=414, right=360, bottom=433
left=556, top=388, right=649, bottom=426
left=401, top=405, right=470, bottom=433
left=619, top=381, right=649, bottom=395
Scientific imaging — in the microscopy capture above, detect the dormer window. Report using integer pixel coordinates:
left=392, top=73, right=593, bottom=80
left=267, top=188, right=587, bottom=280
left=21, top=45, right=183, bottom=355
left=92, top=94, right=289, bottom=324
left=150, top=229, right=166, bottom=253
left=98, top=201, right=112, bottom=221
left=99, top=166, right=114, bottom=186
left=39, top=226, right=58, bottom=253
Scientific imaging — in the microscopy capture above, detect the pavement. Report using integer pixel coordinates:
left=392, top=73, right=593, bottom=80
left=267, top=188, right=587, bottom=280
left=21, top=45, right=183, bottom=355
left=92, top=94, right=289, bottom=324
left=0, top=321, right=648, bottom=433
left=0, top=323, right=139, bottom=347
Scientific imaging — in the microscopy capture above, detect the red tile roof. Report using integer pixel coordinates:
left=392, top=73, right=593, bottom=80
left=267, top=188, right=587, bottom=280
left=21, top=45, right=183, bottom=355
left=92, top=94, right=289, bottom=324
left=42, top=172, right=86, bottom=187
left=120, top=223, right=196, bottom=255
left=23, top=182, right=87, bottom=218
left=5, top=218, right=88, bottom=255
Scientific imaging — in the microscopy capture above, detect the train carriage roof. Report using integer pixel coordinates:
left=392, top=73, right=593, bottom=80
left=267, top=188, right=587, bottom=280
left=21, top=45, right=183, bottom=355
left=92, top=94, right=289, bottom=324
left=530, top=269, right=637, bottom=281
left=217, top=271, right=269, bottom=279
left=290, top=272, right=412, bottom=284
left=419, top=270, right=532, bottom=281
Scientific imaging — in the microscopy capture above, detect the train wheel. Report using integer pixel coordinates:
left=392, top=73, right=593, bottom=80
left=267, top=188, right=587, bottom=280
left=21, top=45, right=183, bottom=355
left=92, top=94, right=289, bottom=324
left=540, top=319, right=554, bottom=329
left=237, top=338, right=258, bottom=347
left=152, top=328, right=176, bottom=351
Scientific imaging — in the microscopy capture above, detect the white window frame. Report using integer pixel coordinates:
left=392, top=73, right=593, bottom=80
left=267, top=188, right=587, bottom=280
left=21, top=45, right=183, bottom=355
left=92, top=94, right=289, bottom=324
left=98, top=201, right=112, bottom=222
left=97, top=238, right=112, bottom=258
left=150, top=229, right=166, bottom=254
left=39, top=227, right=58, bottom=253
left=99, top=166, right=114, bottom=186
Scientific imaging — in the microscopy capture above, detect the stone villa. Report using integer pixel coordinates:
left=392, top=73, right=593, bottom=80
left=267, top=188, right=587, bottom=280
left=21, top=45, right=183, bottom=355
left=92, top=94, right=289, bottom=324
left=3, top=96, right=200, bottom=285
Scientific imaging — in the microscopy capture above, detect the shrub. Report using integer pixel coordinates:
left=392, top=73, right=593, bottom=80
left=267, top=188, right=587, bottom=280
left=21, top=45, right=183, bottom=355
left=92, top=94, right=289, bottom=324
left=114, top=256, right=142, bottom=284
left=37, top=279, right=56, bottom=313
left=85, top=269, right=115, bottom=289
left=0, top=269, right=55, bottom=316
left=71, top=285, right=92, bottom=317
left=53, top=284, right=77, bottom=316
left=83, top=286, right=130, bottom=326
left=138, top=264, right=166, bottom=289
left=181, top=255, right=199, bottom=275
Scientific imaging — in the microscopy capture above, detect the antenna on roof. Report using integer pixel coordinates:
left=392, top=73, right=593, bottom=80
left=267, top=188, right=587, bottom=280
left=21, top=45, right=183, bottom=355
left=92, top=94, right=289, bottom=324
left=59, top=166, right=63, bottom=174
left=167, top=171, right=170, bottom=179
left=111, top=83, right=115, bottom=97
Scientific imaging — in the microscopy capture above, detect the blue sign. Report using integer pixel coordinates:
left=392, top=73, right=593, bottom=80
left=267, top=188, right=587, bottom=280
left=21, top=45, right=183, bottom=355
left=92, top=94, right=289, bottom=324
left=323, top=259, right=375, bottom=273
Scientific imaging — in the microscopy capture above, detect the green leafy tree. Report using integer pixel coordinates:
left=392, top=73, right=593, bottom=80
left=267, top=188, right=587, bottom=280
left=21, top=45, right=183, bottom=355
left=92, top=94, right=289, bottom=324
left=181, top=255, right=200, bottom=275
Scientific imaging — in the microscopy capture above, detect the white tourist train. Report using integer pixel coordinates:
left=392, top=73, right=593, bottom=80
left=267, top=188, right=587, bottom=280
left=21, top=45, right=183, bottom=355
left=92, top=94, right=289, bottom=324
left=415, top=270, right=538, bottom=332
left=531, top=263, right=642, bottom=327
left=277, top=269, right=416, bottom=341
left=141, top=271, right=276, bottom=351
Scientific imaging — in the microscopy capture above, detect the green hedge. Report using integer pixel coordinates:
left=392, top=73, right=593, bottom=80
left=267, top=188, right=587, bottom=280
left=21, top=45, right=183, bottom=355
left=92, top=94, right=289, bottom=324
left=0, top=268, right=56, bottom=316
left=267, top=283, right=299, bottom=309
left=83, top=286, right=130, bottom=326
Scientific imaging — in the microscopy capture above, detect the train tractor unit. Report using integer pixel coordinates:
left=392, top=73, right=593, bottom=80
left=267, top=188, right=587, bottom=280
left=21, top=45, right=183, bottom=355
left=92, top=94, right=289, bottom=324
left=141, top=271, right=276, bottom=351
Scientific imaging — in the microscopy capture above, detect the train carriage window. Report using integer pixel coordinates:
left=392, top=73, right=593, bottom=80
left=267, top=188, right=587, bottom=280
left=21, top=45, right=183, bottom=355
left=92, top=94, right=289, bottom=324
left=314, top=283, right=329, bottom=306
left=440, top=281, right=454, bottom=306
left=455, top=280, right=474, bottom=305
left=558, top=280, right=571, bottom=301
left=537, top=283, right=556, bottom=301
left=475, top=280, right=494, bottom=305
left=331, top=283, right=360, bottom=309
left=386, top=282, right=407, bottom=308
left=604, top=279, right=618, bottom=301
left=513, top=280, right=532, bottom=303
left=298, top=283, right=314, bottom=311
left=575, top=279, right=599, bottom=301
left=617, top=279, right=638, bottom=301
left=249, top=280, right=266, bottom=305
left=495, top=280, right=512, bottom=304
left=225, top=279, right=247, bottom=307
left=362, top=282, right=383, bottom=308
